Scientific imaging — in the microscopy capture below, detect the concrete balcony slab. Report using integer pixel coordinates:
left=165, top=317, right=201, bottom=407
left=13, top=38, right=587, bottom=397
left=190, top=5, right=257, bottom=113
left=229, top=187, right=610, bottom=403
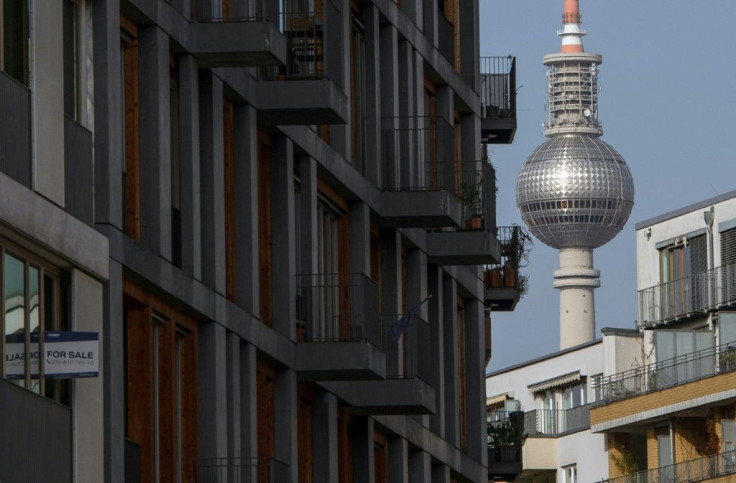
left=379, top=190, right=462, bottom=229
left=426, top=230, right=502, bottom=265
left=296, top=340, right=385, bottom=381
left=255, top=78, right=348, bottom=125
left=321, top=378, right=435, bottom=415
left=189, top=20, right=288, bottom=67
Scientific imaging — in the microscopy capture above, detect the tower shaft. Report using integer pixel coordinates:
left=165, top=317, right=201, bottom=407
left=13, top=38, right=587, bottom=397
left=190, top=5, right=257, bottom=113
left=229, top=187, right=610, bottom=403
left=553, top=248, right=600, bottom=349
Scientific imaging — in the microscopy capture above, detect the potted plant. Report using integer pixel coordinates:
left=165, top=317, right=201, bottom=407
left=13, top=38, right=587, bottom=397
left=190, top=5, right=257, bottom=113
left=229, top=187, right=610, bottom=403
left=458, top=179, right=483, bottom=229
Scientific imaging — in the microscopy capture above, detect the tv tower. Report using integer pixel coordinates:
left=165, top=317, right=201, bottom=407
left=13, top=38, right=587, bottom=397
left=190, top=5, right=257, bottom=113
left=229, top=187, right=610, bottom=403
left=516, top=0, right=635, bottom=350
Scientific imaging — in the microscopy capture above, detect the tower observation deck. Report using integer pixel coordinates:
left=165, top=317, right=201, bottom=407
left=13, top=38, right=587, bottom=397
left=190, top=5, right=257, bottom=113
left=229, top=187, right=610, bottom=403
left=516, top=0, right=635, bottom=350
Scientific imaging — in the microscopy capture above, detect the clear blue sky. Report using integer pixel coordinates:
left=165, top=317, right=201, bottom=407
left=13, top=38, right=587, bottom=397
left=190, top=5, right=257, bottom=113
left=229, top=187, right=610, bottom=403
left=481, top=0, right=736, bottom=372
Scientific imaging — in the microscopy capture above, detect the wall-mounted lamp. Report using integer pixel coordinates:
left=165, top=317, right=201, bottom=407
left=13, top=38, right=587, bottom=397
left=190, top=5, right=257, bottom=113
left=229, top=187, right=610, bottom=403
left=644, top=228, right=651, bottom=239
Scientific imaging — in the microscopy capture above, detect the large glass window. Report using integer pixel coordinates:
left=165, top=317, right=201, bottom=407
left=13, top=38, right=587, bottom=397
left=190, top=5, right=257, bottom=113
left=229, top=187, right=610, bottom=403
left=563, top=464, right=577, bottom=483
left=1, top=242, right=70, bottom=402
left=0, top=0, right=29, bottom=85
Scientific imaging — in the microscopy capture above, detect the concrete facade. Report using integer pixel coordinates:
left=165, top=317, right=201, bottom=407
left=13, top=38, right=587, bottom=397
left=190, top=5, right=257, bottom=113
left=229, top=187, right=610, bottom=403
left=0, top=0, right=518, bottom=482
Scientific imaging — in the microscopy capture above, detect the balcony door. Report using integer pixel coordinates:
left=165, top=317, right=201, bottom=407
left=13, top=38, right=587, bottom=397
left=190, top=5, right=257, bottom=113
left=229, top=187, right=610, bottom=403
left=657, top=425, right=673, bottom=480
left=723, top=419, right=736, bottom=472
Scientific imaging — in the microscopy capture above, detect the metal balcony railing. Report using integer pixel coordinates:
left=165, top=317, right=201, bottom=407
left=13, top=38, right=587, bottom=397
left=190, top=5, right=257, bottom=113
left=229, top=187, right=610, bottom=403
left=487, top=411, right=525, bottom=445
left=381, top=314, right=431, bottom=380
left=456, top=161, right=495, bottom=230
left=593, top=343, right=736, bottom=406
left=483, top=225, right=532, bottom=291
left=638, top=264, right=736, bottom=328
left=381, top=116, right=454, bottom=192
left=600, top=449, right=736, bottom=483
left=199, top=457, right=289, bottom=483
left=192, top=0, right=267, bottom=22
left=260, top=12, right=324, bottom=80
left=523, top=404, right=592, bottom=437
left=480, top=56, right=516, bottom=121
left=296, top=273, right=380, bottom=347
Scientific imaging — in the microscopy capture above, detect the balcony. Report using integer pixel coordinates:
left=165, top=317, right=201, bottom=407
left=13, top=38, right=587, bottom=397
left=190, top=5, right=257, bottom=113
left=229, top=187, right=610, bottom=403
left=638, top=264, right=736, bottom=328
left=255, top=13, right=347, bottom=125
left=426, top=162, right=501, bottom=264
left=480, top=56, right=517, bottom=144
left=189, top=8, right=288, bottom=67
left=199, top=457, right=288, bottom=483
left=320, top=313, right=436, bottom=415
left=524, top=404, right=592, bottom=437
left=380, top=116, right=462, bottom=228
left=295, top=273, right=385, bottom=381
left=594, top=343, right=736, bottom=406
left=591, top=343, right=736, bottom=432
left=487, top=411, right=524, bottom=480
left=600, top=449, right=736, bottom=483
left=483, top=226, right=532, bottom=311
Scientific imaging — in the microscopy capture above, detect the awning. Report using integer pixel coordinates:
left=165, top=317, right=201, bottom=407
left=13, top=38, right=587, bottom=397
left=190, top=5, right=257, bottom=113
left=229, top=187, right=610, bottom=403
left=486, top=393, right=509, bottom=407
left=528, top=371, right=584, bottom=393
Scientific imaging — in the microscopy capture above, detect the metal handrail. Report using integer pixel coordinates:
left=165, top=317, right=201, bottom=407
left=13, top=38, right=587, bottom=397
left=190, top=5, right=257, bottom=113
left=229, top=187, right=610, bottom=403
left=593, top=343, right=736, bottom=406
left=199, top=457, right=289, bottom=483
left=600, top=449, right=736, bottom=483
left=637, top=263, right=736, bottom=327
left=483, top=225, right=532, bottom=290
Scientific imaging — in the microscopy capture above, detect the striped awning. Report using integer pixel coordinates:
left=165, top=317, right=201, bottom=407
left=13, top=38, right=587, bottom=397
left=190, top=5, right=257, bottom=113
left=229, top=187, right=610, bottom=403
left=486, top=393, right=509, bottom=407
left=528, top=371, right=584, bottom=393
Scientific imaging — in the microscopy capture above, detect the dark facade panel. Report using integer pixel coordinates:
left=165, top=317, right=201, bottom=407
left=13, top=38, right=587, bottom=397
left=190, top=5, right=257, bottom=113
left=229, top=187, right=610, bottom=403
left=0, top=72, right=31, bottom=187
left=65, top=117, right=94, bottom=226
left=0, top=379, right=71, bottom=483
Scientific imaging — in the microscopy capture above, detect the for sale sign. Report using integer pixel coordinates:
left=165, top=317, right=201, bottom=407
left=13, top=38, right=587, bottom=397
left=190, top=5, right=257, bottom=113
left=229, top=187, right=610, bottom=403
left=4, top=331, right=99, bottom=379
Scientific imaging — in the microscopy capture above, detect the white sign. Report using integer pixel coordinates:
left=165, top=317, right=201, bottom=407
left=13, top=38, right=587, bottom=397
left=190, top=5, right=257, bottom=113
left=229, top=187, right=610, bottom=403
left=4, top=331, right=99, bottom=379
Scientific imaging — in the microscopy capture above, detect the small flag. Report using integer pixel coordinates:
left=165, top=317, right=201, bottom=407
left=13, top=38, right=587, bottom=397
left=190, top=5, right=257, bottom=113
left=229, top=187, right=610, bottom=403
left=390, top=295, right=432, bottom=341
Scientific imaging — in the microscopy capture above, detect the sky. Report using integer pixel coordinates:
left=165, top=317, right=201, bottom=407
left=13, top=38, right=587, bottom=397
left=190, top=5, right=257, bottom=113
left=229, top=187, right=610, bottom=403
left=480, top=0, right=736, bottom=372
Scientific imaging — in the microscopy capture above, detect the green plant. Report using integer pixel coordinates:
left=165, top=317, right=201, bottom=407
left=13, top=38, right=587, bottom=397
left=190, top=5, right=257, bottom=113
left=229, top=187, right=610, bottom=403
left=611, top=448, right=640, bottom=475
left=487, top=413, right=527, bottom=447
left=458, top=180, right=482, bottom=215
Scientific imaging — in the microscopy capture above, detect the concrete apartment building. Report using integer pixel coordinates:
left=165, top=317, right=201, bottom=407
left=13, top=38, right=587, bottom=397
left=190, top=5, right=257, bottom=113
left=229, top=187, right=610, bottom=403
left=0, top=0, right=521, bottom=482
left=590, top=191, right=736, bottom=482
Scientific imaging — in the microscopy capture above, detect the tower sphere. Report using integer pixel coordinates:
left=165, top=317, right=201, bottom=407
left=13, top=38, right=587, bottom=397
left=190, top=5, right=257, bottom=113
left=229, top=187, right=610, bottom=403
left=516, top=134, right=634, bottom=249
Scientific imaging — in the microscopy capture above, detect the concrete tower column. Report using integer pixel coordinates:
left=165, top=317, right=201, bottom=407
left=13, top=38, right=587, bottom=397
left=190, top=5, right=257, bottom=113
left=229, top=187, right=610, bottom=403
left=553, top=248, right=600, bottom=349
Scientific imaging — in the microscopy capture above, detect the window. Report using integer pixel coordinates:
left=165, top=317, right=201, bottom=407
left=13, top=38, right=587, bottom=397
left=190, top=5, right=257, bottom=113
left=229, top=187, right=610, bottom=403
left=350, top=6, right=366, bottom=174
left=563, top=464, right=577, bottom=483
left=63, top=0, right=79, bottom=119
left=0, top=0, right=29, bottom=85
left=223, top=98, right=234, bottom=297
left=170, top=54, right=183, bottom=268
left=0, top=239, right=70, bottom=402
left=659, top=234, right=707, bottom=316
left=562, top=383, right=585, bottom=410
left=258, top=132, right=273, bottom=326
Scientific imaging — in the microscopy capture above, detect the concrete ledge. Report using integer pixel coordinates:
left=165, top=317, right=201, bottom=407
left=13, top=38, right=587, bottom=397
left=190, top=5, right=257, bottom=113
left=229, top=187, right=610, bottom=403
left=0, top=171, right=109, bottom=279
left=426, top=230, right=501, bottom=265
left=296, top=340, right=385, bottom=381
left=380, top=191, right=461, bottom=228
left=255, top=78, right=348, bottom=125
left=190, top=20, right=287, bottom=67
left=322, top=378, right=435, bottom=415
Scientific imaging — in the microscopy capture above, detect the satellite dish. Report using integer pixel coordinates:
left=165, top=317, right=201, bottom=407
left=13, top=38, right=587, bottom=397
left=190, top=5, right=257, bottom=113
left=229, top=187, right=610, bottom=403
left=583, top=109, right=592, bottom=117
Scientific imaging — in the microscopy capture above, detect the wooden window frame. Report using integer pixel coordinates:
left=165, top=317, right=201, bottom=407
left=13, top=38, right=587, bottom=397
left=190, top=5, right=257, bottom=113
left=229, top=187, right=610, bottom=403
left=223, top=98, right=235, bottom=301
left=258, top=131, right=273, bottom=326
left=121, top=14, right=140, bottom=241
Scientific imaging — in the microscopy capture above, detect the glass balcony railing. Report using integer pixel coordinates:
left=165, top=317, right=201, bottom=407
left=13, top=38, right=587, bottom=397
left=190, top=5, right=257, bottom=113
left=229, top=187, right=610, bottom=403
left=199, top=457, right=289, bottom=483
left=593, top=343, right=736, bottom=406
left=523, top=404, right=592, bottom=437
left=638, top=263, right=736, bottom=328
left=600, top=449, right=736, bottom=483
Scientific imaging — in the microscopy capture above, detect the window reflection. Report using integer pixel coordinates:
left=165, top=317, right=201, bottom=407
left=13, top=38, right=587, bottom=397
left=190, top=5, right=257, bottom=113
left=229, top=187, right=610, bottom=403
left=5, top=253, right=26, bottom=388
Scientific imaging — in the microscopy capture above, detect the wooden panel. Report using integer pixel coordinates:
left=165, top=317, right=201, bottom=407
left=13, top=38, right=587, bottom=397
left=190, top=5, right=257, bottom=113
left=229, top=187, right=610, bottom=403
left=257, top=359, right=275, bottom=482
left=337, top=410, right=353, bottom=483
left=297, top=384, right=315, bottom=483
left=258, top=133, right=273, bottom=327
left=223, top=99, right=235, bottom=302
left=338, top=214, right=351, bottom=340
left=373, top=431, right=388, bottom=483
left=370, top=224, right=380, bottom=285
left=125, top=302, right=154, bottom=483
left=122, top=16, right=140, bottom=241
left=123, top=281, right=198, bottom=483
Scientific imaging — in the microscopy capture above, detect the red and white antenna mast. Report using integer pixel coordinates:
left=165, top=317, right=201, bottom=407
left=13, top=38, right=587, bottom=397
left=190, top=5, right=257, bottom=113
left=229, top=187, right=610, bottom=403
left=559, top=0, right=586, bottom=53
